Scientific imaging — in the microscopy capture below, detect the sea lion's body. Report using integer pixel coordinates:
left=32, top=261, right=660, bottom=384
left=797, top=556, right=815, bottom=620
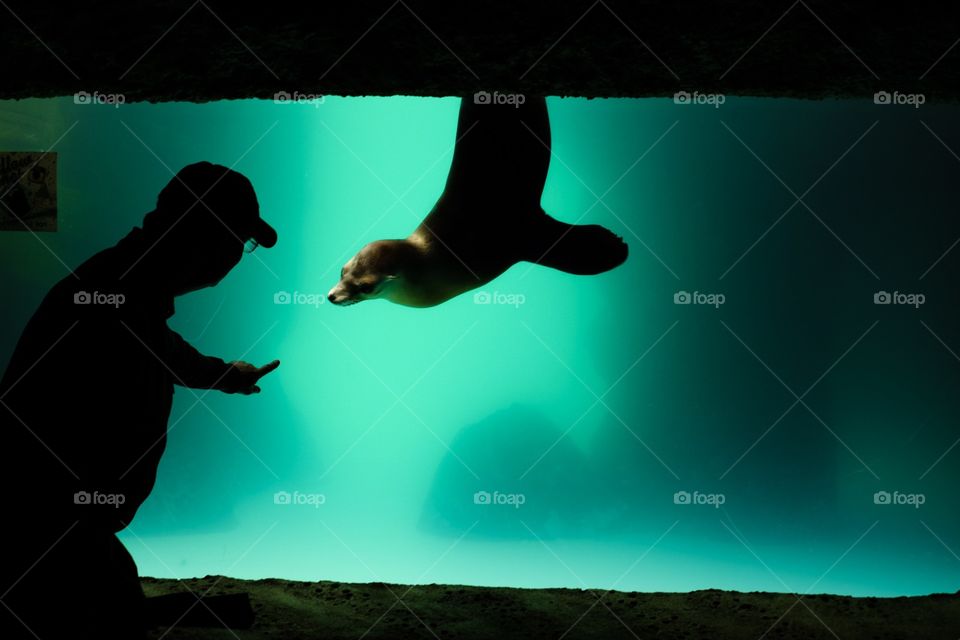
left=329, top=97, right=628, bottom=308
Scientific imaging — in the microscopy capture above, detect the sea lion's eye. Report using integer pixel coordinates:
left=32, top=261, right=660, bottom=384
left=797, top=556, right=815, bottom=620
left=358, top=282, right=375, bottom=294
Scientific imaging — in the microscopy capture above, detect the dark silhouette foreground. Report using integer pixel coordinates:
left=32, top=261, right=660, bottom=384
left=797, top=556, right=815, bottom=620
left=140, top=574, right=960, bottom=640
left=0, top=162, right=280, bottom=639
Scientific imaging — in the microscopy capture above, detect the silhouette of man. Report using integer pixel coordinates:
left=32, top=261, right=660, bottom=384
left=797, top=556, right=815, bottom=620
left=0, top=162, right=280, bottom=639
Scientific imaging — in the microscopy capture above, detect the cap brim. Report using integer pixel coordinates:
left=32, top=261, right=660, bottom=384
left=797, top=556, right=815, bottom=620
left=252, top=218, right=277, bottom=248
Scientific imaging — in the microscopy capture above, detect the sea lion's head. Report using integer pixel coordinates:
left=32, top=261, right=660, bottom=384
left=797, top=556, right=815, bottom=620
left=328, top=240, right=403, bottom=306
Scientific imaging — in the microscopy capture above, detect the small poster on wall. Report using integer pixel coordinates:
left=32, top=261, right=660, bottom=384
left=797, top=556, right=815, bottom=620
left=0, top=151, right=57, bottom=232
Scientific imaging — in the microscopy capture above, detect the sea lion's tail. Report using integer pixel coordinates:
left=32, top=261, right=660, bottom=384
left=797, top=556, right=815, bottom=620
left=523, top=210, right=629, bottom=275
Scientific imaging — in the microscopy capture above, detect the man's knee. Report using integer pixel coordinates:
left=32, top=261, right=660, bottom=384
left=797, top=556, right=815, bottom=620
left=1, top=524, right=145, bottom=639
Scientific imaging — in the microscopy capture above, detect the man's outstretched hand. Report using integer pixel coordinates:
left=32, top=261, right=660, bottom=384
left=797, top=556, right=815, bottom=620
left=221, top=360, right=281, bottom=395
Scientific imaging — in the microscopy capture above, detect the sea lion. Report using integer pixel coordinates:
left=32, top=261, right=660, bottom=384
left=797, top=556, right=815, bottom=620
left=328, top=96, right=628, bottom=308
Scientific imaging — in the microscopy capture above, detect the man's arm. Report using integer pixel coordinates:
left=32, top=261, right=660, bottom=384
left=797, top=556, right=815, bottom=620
left=165, top=328, right=280, bottom=394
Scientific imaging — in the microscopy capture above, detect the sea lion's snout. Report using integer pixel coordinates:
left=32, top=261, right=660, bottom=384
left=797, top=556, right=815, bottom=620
left=327, top=285, right=355, bottom=306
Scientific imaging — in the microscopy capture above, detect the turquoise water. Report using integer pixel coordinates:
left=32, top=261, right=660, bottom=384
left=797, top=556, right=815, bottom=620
left=1, top=96, right=959, bottom=597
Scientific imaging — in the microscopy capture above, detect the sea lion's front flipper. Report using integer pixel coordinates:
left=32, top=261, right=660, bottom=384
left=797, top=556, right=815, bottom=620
left=522, top=210, right=629, bottom=275
left=442, top=95, right=550, bottom=211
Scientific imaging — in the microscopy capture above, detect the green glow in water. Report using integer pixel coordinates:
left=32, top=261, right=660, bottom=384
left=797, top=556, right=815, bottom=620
left=1, top=96, right=958, bottom=596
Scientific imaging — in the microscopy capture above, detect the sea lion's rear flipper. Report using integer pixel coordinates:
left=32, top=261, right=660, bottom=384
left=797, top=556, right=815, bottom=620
left=523, top=210, right=629, bottom=275
left=443, top=96, right=550, bottom=211
left=440, top=96, right=628, bottom=275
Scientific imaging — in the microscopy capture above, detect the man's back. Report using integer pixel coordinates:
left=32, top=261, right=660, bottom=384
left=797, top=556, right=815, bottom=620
left=1, top=228, right=175, bottom=531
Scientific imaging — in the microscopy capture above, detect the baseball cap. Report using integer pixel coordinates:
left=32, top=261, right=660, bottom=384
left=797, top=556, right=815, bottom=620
left=154, top=162, right=277, bottom=248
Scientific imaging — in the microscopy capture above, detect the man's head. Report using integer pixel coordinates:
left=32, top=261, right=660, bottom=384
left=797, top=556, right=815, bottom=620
left=327, top=240, right=407, bottom=306
left=142, top=162, right=276, bottom=295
